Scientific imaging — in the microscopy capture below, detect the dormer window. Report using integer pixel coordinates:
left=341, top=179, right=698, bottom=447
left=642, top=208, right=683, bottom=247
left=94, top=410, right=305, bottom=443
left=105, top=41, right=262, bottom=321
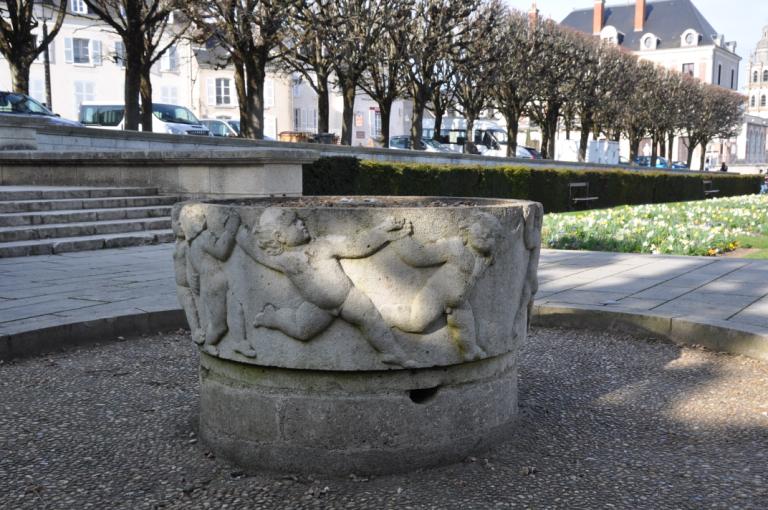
left=641, top=33, right=659, bottom=51
left=681, top=29, right=701, bottom=47
left=600, top=26, right=623, bottom=46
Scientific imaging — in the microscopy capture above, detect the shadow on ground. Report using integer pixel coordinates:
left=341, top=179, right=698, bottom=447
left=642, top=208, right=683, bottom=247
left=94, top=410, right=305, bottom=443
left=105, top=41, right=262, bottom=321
left=0, top=326, right=766, bottom=509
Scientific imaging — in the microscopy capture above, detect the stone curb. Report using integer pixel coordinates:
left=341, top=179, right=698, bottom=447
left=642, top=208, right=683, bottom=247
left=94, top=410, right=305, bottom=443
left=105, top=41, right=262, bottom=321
left=0, top=308, right=186, bottom=362
left=3, top=303, right=766, bottom=363
left=532, top=304, right=768, bottom=363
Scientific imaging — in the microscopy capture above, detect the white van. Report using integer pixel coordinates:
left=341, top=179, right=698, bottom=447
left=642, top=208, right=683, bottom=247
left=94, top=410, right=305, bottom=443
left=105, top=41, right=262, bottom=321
left=79, top=102, right=211, bottom=136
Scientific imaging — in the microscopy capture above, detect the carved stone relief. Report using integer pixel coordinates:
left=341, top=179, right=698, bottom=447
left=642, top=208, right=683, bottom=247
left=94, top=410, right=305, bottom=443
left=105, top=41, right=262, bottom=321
left=173, top=198, right=541, bottom=371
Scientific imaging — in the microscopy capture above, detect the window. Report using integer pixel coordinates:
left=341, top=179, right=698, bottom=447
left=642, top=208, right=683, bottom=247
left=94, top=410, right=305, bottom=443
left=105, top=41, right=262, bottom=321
left=30, top=79, right=45, bottom=104
left=731, top=69, right=735, bottom=89
left=70, top=0, right=87, bottom=14
left=264, top=79, right=274, bottom=109
left=32, top=36, right=55, bottom=64
left=752, top=96, right=756, bottom=107
left=763, top=96, right=767, bottom=107
left=215, top=78, right=230, bottom=105
left=717, top=64, right=722, bottom=85
left=764, top=70, right=768, bottom=82
left=292, top=108, right=317, bottom=131
left=114, top=41, right=125, bottom=68
left=682, top=63, right=694, bottom=77
left=73, top=81, right=95, bottom=114
left=755, top=71, right=760, bottom=83
left=64, top=38, right=101, bottom=65
left=160, top=46, right=178, bottom=72
left=160, top=86, right=178, bottom=104
left=73, top=38, right=90, bottom=64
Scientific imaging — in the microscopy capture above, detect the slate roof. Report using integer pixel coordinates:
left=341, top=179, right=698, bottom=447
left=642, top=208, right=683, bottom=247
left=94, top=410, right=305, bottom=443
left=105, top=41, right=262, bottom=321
left=560, top=0, right=720, bottom=51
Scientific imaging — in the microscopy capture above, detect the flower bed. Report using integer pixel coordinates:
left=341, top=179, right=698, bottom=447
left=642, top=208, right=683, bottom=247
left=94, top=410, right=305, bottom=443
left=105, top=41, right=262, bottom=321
left=543, top=195, right=768, bottom=256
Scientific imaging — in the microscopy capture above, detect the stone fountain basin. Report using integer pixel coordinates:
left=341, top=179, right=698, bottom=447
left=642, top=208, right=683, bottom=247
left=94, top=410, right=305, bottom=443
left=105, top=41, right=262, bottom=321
left=173, top=196, right=542, bottom=474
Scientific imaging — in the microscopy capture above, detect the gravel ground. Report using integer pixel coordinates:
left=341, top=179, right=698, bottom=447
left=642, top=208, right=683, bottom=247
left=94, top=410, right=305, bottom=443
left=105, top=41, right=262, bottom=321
left=1, top=327, right=767, bottom=510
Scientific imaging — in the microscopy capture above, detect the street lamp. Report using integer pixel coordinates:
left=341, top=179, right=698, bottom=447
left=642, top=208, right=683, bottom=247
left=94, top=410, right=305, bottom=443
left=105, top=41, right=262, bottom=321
left=38, top=0, right=54, bottom=110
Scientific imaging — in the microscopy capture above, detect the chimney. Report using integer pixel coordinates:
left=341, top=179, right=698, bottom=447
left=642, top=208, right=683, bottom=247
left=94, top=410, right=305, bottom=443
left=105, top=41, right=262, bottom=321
left=528, top=1, right=539, bottom=29
left=634, top=0, right=646, bottom=32
left=593, top=0, right=605, bottom=35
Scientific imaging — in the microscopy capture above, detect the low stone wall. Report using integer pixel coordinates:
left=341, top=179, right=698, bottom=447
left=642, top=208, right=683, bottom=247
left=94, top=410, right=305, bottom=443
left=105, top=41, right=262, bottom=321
left=1, top=115, right=697, bottom=173
left=0, top=149, right=314, bottom=198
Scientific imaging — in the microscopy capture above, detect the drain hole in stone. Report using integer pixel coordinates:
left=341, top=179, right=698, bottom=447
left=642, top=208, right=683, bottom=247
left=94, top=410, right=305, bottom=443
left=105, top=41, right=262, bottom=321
left=408, top=386, right=440, bottom=404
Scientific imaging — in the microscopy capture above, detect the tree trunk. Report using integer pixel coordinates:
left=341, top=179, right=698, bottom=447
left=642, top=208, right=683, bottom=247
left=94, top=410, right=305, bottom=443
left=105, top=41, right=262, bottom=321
left=667, top=132, right=675, bottom=161
left=244, top=58, right=265, bottom=139
left=502, top=110, right=520, bottom=158
left=233, top=59, right=249, bottom=138
left=316, top=73, right=330, bottom=134
left=465, top=116, right=476, bottom=154
left=433, top=110, right=443, bottom=141
left=123, top=45, right=143, bottom=131
left=140, top=71, right=153, bottom=132
left=340, top=81, right=356, bottom=145
left=629, top=135, right=641, bottom=161
left=9, top=59, right=31, bottom=95
left=699, top=141, right=708, bottom=172
left=578, top=118, right=592, bottom=163
left=685, top=135, right=696, bottom=169
left=378, top=99, right=393, bottom=148
left=659, top=137, right=666, bottom=162
left=650, top=134, right=659, bottom=168
left=410, top=88, right=427, bottom=148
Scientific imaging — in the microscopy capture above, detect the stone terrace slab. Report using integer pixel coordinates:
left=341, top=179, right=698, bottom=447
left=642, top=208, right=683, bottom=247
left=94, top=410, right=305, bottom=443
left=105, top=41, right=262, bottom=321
left=1, top=246, right=767, bottom=360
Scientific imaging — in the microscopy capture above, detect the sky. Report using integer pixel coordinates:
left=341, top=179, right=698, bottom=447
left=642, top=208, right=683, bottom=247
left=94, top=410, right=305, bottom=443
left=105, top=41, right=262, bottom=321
left=506, top=0, right=768, bottom=92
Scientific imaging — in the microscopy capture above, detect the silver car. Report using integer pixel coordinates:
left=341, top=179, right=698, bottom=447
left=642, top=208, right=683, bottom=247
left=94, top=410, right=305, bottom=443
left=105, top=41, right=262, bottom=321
left=0, top=91, right=82, bottom=127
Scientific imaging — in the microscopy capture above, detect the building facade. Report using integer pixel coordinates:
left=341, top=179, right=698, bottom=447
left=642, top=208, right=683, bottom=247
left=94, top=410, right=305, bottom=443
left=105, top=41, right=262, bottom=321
left=561, top=0, right=742, bottom=168
left=746, top=26, right=768, bottom=119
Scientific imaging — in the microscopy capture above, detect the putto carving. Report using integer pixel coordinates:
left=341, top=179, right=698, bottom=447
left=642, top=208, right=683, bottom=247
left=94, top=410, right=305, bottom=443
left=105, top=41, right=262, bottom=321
left=172, top=197, right=541, bottom=371
left=384, top=212, right=503, bottom=361
left=236, top=207, right=416, bottom=367
left=178, top=205, right=240, bottom=354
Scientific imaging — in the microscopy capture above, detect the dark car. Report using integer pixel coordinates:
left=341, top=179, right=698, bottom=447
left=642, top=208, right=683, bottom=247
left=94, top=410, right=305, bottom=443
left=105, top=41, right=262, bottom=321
left=389, top=136, right=449, bottom=152
left=523, top=146, right=543, bottom=159
left=0, top=91, right=82, bottom=127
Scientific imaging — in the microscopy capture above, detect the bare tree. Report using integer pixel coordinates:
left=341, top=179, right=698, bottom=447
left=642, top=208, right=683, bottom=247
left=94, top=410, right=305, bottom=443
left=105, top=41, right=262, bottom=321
left=399, top=0, right=480, bottom=148
left=278, top=1, right=333, bottom=134
left=84, top=0, right=176, bottom=130
left=451, top=0, right=504, bottom=152
left=358, top=1, right=409, bottom=147
left=492, top=9, right=537, bottom=157
left=681, top=79, right=744, bottom=169
left=526, top=21, right=582, bottom=159
left=0, top=0, right=66, bottom=94
left=185, top=0, right=296, bottom=139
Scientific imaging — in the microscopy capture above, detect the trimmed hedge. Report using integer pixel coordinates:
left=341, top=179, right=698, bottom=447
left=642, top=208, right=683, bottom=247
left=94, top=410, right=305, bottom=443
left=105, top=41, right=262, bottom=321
left=303, top=157, right=761, bottom=213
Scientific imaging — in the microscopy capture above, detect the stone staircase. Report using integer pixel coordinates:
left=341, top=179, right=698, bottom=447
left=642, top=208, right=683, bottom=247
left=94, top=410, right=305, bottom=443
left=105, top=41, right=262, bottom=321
left=0, top=187, right=177, bottom=257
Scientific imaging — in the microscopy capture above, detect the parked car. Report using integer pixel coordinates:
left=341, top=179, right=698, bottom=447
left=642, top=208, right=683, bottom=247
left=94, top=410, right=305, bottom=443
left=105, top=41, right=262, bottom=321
left=389, top=136, right=449, bottom=152
left=201, top=118, right=239, bottom=137
left=634, top=156, right=670, bottom=168
left=79, top=102, right=211, bottom=135
left=670, top=161, right=689, bottom=169
left=226, top=119, right=240, bottom=135
left=0, top=91, right=82, bottom=127
left=522, top=146, right=543, bottom=159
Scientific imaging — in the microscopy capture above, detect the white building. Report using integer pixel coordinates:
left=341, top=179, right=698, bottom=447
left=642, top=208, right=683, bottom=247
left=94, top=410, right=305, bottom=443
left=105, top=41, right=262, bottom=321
left=560, top=0, right=742, bottom=168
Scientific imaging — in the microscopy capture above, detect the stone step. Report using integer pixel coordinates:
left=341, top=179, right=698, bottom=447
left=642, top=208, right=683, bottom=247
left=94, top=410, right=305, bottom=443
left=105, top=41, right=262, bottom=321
left=0, top=186, right=160, bottom=201
left=0, top=229, right=175, bottom=258
left=0, top=218, right=172, bottom=242
left=0, top=195, right=178, bottom=213
left=0, top=205, right=173, bottom=227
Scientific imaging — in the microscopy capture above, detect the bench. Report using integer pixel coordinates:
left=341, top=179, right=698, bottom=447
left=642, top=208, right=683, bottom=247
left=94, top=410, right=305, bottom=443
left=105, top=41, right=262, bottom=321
left=569, top=182, right=599, bottom=210
left=703, top=180, right=719, bottom=198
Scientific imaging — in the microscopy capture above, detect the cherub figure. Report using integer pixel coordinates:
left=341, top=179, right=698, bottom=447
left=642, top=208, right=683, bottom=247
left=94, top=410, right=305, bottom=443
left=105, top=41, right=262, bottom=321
left=181, top=205, right=240, bottom=353
left=172, top=208, right=202, bottom=344
left=235, top=208, right=415, bottom=367
left=385, top=212, right=503, bottom=361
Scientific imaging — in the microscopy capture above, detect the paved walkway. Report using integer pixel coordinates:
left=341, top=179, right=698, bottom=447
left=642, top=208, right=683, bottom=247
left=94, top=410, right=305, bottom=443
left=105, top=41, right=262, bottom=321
left=1, top=244, right=767, bottom=343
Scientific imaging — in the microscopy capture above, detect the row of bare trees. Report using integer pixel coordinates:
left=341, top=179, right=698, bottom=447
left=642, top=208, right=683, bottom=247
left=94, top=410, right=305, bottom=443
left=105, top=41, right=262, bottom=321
left=1, top=0, right=745, bottom=166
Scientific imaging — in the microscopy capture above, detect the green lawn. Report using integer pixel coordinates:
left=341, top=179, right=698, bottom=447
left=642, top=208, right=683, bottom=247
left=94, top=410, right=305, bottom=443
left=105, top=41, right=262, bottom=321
left=734, top=234, right=768, bottom=259
left=543, top=195, right=768, bottom=256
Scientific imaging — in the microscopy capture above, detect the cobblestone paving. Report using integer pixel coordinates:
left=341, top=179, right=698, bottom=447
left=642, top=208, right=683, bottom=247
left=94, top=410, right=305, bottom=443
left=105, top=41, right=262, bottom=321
left=1, top=327, right=766, bottom=509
